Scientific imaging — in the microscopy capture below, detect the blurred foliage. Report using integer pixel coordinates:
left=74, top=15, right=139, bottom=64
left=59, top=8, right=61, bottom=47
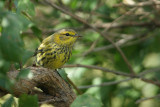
left=0, top=0, right=160, bottom=107
left=18, top=94, right=38, bottom=107
left=71, top=94, right=102, bottom=107
left=2, top=96, right=14, bottom=107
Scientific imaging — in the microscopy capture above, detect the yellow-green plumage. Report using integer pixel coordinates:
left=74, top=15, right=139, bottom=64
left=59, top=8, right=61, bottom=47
left=34, top=29, right=79, bottom=69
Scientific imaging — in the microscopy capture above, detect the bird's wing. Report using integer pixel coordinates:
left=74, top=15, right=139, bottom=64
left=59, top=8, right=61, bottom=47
left=33, top=35, right=53, bottom=56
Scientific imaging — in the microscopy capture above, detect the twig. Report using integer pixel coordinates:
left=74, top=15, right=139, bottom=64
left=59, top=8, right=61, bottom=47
left=78, top=78, right=133, bottom=89
left=38, top=97, right=63, bottom=105
left=63, top=64, right=160, bottom=87
left=66, top=77, right=83, bottom=95
left=150, top=0, right=160, bottom=13
left=8, top=0, right=12, bottom=10
left=93, top=37, right=147, bottom=52
left=92, top=32, right=149, bottom=52
left=139, top=67, right=160, bottom=76
left=23, top=21, right=160, bottom=36
left=136, top=94, right=160, bottom=104
left=23, top=26, right=87, bottom=36
left=63, top=64, right=134, bottom=77
left=87, top=0, right=103, bottom=22
left=93, top=33, right=143, bottom=52
left=140, top=78, right=160, bottom=87
left=82, top=39, right=99, bottom=56
left=102, top=7, right=137, bottom=33
left=114, top=1, right=160, bottom=7
left=19, top=61, right=23, bottom=69
left=21, top=11, right=33, bottom=21
left=78, top=67, right=160, bottom=89
left=42, top=0, right=135, bottom=75
left=94, top=21, right=160, bottom=30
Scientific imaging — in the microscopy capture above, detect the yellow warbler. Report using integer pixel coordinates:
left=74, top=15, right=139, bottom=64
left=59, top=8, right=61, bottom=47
left=34, top=29, right=80, bottom=69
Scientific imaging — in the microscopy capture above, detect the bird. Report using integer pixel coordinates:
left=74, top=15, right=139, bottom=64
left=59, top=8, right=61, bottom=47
left=34, top=29, right=80, bottom=69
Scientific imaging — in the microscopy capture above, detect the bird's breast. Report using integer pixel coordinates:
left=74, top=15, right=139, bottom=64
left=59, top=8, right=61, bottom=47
left=36, top=44, right=73, bottom=69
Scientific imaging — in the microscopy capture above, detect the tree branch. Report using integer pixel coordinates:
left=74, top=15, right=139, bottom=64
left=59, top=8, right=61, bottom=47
left=136, top=94, right=160, bottom=104
left=63, top=64, right=133, bottom=77
left=78, top=78, right=133, bottom=89
left=0, top=67, right=76, bottom=107
left=63, top=64, right=160, bottom=87
left=95, top=21, right=160, bottom=29
left=114, top=1, right=160, bottom=7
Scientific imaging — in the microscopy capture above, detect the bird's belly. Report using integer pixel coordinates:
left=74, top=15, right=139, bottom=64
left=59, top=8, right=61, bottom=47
left=46, top=53, right=69, bottom=69
left=36, top=50, right=71, bottom=69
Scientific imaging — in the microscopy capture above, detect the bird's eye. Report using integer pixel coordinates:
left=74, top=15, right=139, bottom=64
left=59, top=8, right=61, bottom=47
left=65, top=33, right=70, bottom=36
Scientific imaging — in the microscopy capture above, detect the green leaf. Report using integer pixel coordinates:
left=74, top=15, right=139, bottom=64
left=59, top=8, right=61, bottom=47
left=17, top=0, right=35, bottom=16
left=2, top=96, right=14, bottom=107
left=0, top=13, right=24, bottom=62
left=0, top=52, right=10, bottom=73
left=58, top=69, right=68, bottom=82
left=19, top=94, right=38, bottom=107
left=16, top=68, right=32, bottom=79
left=0, top=12, right=31, bottom=62
left=22, top=50, right=33, bottom=65
left=70, top=0, right=78, bottom=9
left=0, top=1, right=4, bottom=11
left=13, top=0, right=18, bottom=8
left=31, top=26, right=42, bottom=42
left=0, top=36, right=24, bottom=62
left=71, top=94, right=103, bottom=107
left=1, top=13, right=23, bottom=36
left=0, top=74, right=14, bottom=92
left=18, top=14, right=32, bottom=31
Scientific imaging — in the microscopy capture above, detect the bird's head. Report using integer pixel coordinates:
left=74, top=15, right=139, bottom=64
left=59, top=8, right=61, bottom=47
left=52, top=29, right=80, bottom=46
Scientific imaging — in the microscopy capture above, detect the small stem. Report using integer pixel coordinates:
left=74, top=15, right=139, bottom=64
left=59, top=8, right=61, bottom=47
left=8, top=0, right=12, bottom=10
left=19, top=61, right=22, bottom=70
left=66, top=77, right=83, bottom=95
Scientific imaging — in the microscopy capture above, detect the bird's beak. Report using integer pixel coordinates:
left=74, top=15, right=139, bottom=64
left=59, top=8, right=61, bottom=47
left=74, top=34, right=82, bottom=37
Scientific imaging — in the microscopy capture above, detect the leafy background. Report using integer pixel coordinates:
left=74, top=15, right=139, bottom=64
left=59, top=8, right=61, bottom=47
left=0, top=0, right=160, bottom=107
